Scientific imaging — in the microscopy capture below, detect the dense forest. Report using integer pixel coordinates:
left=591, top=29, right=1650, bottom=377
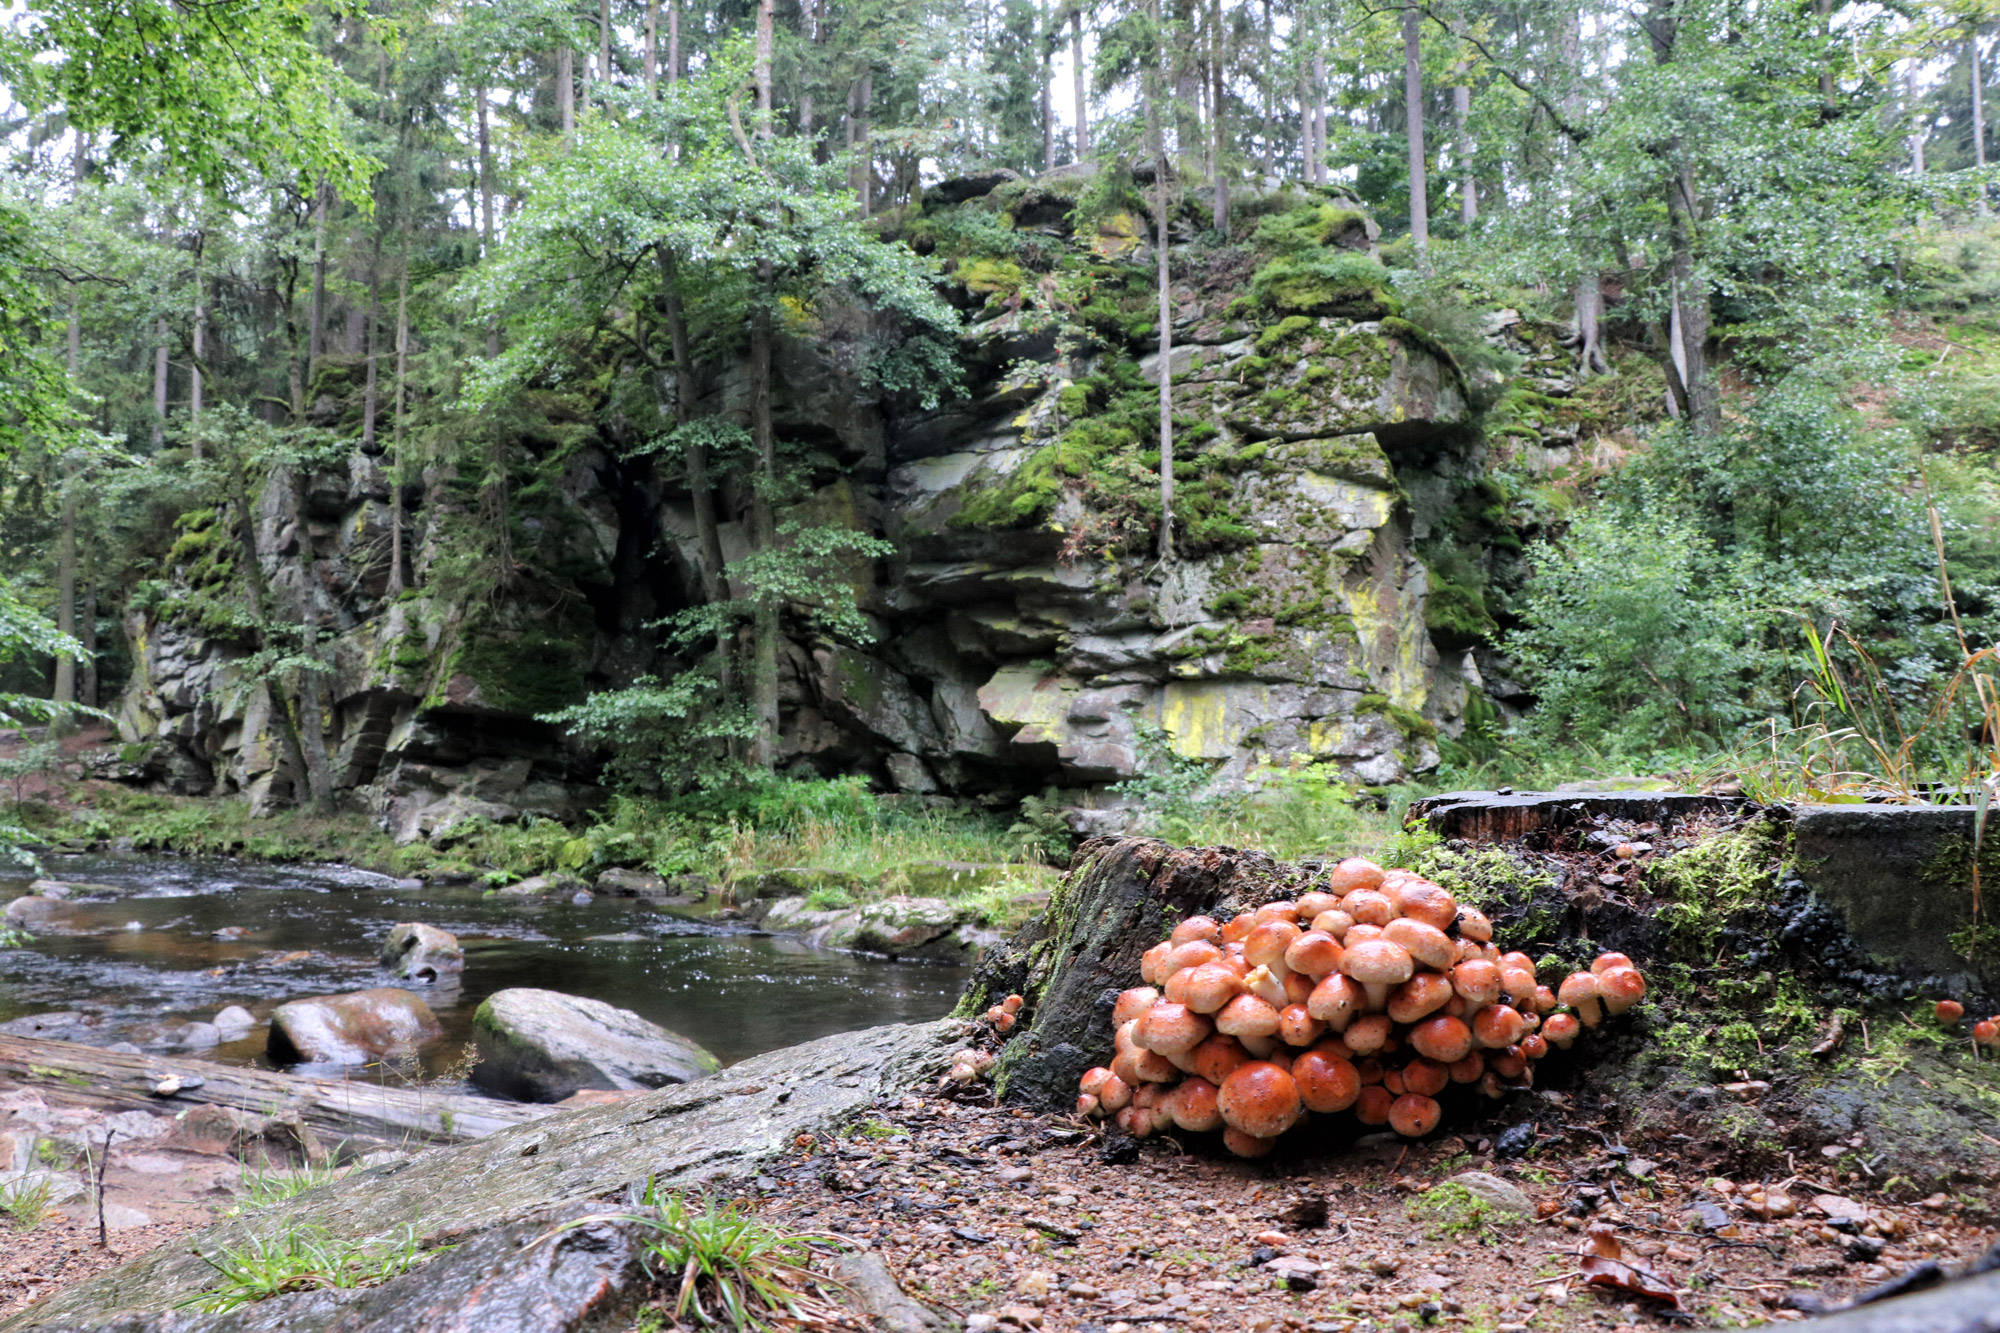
left=4, top=0, right=2000, bottom=871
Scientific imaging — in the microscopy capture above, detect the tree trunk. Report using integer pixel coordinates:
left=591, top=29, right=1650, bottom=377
left=477, top=88, right=500, bottom=358
left=856, top=71, right=873, bottom=219
left=52, top=471, right=76, bottom=728
left=360, top=230, right=382, bottom=453
left=1145, top=0, right=1174, bottom=563
left=558, top=45, right=575, bottom=140
left=1664, top=173, right=1717, bottom=434
left=308, top=178, right=328, bottom=380
left=1210, top=0, right=1227, bottom=230
left=668, top=0, right=680, bottom=83
left=599, top=0, right=612, bottom=97
left=387, top=234, right=411, bottom=599
left=190, top=234, right=205, bottom=426
left=1071, top=10, right=1091, bottom=161
left=1454, top=78, right=1476, bottom=226
left=748, top=292, right=780, bottom=768
left=661, top=254, right=726, bottom=610
left=645, top=0, right=658, bottom=90
left=754, top=0, right=775, bottom=133
left=1974, top=25, right=1989, bottom=216
left=1576, top=278, right=1607, bottom=377
left=1909, top=62, right=1927, bottom=174
left=1042, top=0, right=1056, bottom=170
left=1261, top=0, right=1274, bottom=177
left=287, top=469, right=338, bottom=814
left=152, top=320, right=169, bottom=448
left=81, top=546, right=97, bottom=708
left=1312, top=53, right=1327, bottom=184
left=1403, top=4, right=1429, bottom=255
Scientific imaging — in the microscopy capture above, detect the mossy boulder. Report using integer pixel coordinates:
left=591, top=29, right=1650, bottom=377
left=471, top=988, right=720, bottom=1103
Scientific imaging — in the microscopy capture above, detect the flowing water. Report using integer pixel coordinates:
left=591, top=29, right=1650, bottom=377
left=0, top=854, right=966, bottom=1082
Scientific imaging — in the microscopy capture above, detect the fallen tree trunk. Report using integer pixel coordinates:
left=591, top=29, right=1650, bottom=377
left=0, top=1034, right=553, bottom=1148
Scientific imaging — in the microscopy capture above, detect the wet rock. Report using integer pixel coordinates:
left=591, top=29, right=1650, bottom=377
left=592, top=867, right=667, bottom=897
left=470, top=988, right=720, bottom=1103
left=149, top=1021, right=221, bottom=1052
left=0, top=1011, right=88, bottom=1039
left=212, top=1006, right=256, bottom=1035
left=1446, top=1172, right=1532, bottom=1219
left=492, top=873, right=586, bottom=897
left=267, top=988, right=443, bottom=1065
left=379, top=923, right=464, bottom=983
left=4, top=895, right=72, bottom=927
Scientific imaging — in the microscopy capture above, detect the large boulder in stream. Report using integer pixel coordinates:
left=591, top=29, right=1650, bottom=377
left=379, top=922, right=464, bottom=983
left=3, top=894, right=73, bottom=928
left=266, top=988, right=443, bottom=1065
left=470, top=988, right=720, bottom=1103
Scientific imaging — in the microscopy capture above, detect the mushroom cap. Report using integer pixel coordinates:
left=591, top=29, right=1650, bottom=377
left=1388, top=1093, right=1442, bottom=1138
left=1169, top=961, right=1245, bottom=1015
left=1220, top=913, right=1258, bottom=944
left=1447, top=1052, right=1486, bottom=1083
left=1386, top=972, right=1455, bottom=1024
left=1163, top=939, right=1225, bottom=979
left=1140, top=942, right=1174, bottom=986
left=1164, top=1076, right=1225, bottom=1133
left=1591, top=952, right=1635, bottom=975
left=1002, top=994, right=1024, bottom=1013
left=1340, top=889, right=1397, bottom=927
left=1172, top=915, right=1224, bottom=946
left=1451, top=960, right=1501, bottom=1007
left=1382, top=1067, right=1406, bottom=1096
left=1221, top=1127, right=1278, bottom=1159
left=1520, top=1033, right=1549, bottom=1060
left=1112, top=1044, right=1178, bottom=1085
left=1245, top=920, right=1304, bottom=969
left=1306, top=972, right=1365, bottom=1027
left=1975, top=1018, right=2000, bottom=1048
left=1343, top=922, right=1386, bottom=946
left=1292, top=1050, right=1361, bottom=1112
left=1489, top=1048, right=1527, bottom=1079
left=1456, top=905, right=1494, bottom=943
left=1238, top=1031, right=1279, bottom=1058
left=1393, top=881, right=1459, bottom=932
left=1383, top=918, right=1456, bottom=972
left=1114, top=1104, right=1154, bottom=1138
left=1532, top=985, right=1559, bottom=1015
left=1309, top=908, right=1356, bottom=939
left=1408, top=1014, right=1475, bottom=1063
left=1113, top=1019, right=1140, bottom=1054
left=1353, top=1084, right=1394, bottom=1126
left=1218, top=1060, right=1304, bottom=1138
left=1283, top=969, right=1315, bottom=1006
left=1254, top=900, right=1303, bottom=925
left=1938, top=999, right=1968, bottom=1025
left=1080, top=1067, right=1113, bottom=1097
left=1278, top=1003, right=1326, bottom=1048
left=1215, top=992, right=1282, bottom=1038
left=1296, top=891, right=1340, bottom=921
left=1343, top=1013, right=1395, bottom=1055
left=1327, top=857, right=1387, bottom=895
left=1471, top=1004, right=1528, bottom=1050
left=1401, top=1056, right=1449, bottom=1098
left=1478, top=1071, right=1507, bottom=1099
left=1243, top=963, right=1289, bottom=1010
left=1098, top=1072, right=1133, bottom=1111
left=1342, top=938, right=1415, bottom=986
left=1137, top=1000, right=1213, bottom=1056
left=1541, top=1012, right=1582, bottom=1048
left=1284, top=930, right=1344, bottom=979
left=1076, top=1092, right=1101, bottom=1118
left=1596, top=966, right=1647, bottom=1015
left=1501, top=950, right=1536, bottom=972
left=1499, top=966, right=1538, bottom=1007
left=1352, top=1056, right=1384, bottom=1085
left=1113, top=987, right=1161, bottom=1027
left=1558, top=971, right=1602, bottom=1009
left=1187, top=1032, right=1252, bottom=1086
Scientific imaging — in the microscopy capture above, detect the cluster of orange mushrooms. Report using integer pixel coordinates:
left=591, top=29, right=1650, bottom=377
left=1936, top=1000, right=2000, bottom=1052
left=1075, top=857, right=1649, bottom=1158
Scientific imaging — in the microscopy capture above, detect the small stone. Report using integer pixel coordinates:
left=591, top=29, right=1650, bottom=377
left=967, top=1316, right=1000, bottom=1332
left=1017, top=1271, right=1054, bottom=1298
left=1723, top=1080, right=1771, bottom=1098
left=1845, top=1235, right=1887, bottom=1263
left=1493, top=1124, right=1536, bottom=1159
left=1066, top=1282, right=1100, bottom=1300
left=998, top=1166, right=1034, bottom=1183
left=1369, top=1255, right=1401, bottom=1276
left=1100, top=1135, right=1139, bottom=1166
left=1446, top=1171, right=1532, bottom=1218
left=1624, top=1157, right=1658, bottom=1180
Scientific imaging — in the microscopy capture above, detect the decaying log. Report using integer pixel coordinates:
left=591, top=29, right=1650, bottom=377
left=0, top=1033, right=552, bottom=1148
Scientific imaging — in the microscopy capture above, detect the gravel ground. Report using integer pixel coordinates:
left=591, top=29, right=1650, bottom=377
left=752, top=1093, right=2000, bottom=1333
left=0, top=1217, right=195, bottom=1321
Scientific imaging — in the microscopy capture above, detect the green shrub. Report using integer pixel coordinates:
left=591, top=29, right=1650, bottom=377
left=1248, top=254, right=1398, bottom=317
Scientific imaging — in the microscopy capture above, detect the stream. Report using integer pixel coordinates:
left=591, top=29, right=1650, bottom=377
left=0, top=854, right=966, bottom=1082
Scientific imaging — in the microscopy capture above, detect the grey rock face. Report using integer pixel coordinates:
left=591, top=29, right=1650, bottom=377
left=1, top=1019, right=961, bottom=1329
left=470, top=988, right=721, bottom=1102
left=267, top=988, right=443, bottom=1065
left=379, top=923, right=464, bottom=983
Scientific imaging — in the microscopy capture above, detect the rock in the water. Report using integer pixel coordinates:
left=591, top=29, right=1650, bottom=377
left=212, top=1005, right=256, bottom=1033
left=592, top=867, right=667, bottom=897
left=267, top=988, right=443, bottom=1065
left=1447, top=1171, right=1533, bottom=1219
left=470, top=988, right=719, bottom=1102
left=4, top=895, right=72, bottom=926
left=380, top=922, right=465, bottom=982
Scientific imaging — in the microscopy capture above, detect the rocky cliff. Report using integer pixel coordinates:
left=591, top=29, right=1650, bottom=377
left=109, top=176, right=1605, bottom=836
